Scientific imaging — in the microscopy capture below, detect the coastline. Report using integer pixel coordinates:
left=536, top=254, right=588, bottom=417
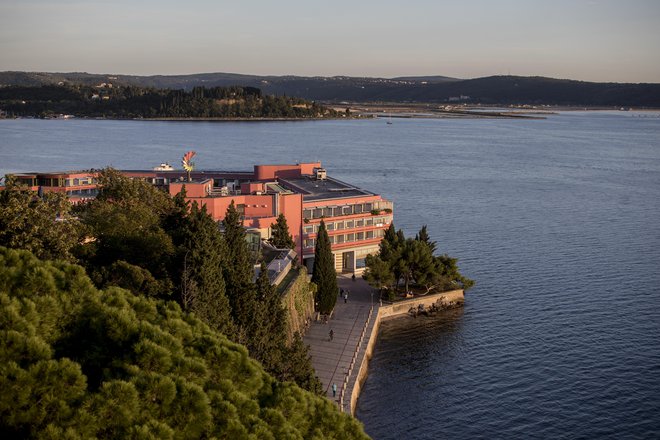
left=303, top=276, right=464, bottom=416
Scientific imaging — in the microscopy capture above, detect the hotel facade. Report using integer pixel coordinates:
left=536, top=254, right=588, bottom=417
left=10, top=162, right=393, bottom=274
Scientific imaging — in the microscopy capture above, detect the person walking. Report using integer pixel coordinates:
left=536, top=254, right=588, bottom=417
left=332, top=383, right=337, bottom=398
left=329, top=329, right=334, bottom=341
left=344, top=291, right=348, bottom=303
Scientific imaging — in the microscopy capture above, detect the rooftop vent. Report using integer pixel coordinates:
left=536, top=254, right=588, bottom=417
left=314, top=167, right=327, bottom=180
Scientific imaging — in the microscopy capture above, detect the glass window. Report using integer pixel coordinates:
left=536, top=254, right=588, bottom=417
left=366, top=218, right=373, bottom=226
left=356, top=219, right=364, bottom=227
left=304, top=225, right=314, bottom=234
left=328, top=235, right=335, bottom=244
left=342, top=205, right=352, bottom=215
left=303, top=209, right=312, bottom=219
left=345, top=220, right=354, bottom=229
left=356, top=258, right=366, bottom=268
left=336, top=235, right=344, bottom=244
left=326, top=222, right=334, bottom=231
left=364, top=203, right=372, bottom=211
left=336, top=221, right=344, bottom=230
left=366, top=230, right=374, bottom=239
left=313, top=208, right=323, bottom=218
left=347, top=233, right=355, bottom=242
left=354, top=204, right=363, bottom=213
left=357, top=232, right=364, bottom=240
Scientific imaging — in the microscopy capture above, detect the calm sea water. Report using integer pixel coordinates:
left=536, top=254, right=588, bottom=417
left=1, top=112, right=660, bottom=439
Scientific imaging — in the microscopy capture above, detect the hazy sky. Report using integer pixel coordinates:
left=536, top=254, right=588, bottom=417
left=1, top=0, right=659, bottom=82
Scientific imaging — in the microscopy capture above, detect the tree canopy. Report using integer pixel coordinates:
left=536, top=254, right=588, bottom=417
left=0, top=246, right=368, bottom=439
left=269, top=213, right=295, bottom=249
left=363, top=224, right=474, bottom=297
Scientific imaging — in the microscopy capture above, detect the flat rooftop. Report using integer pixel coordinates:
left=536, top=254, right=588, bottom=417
left=278, top=176, right=374, bottom=201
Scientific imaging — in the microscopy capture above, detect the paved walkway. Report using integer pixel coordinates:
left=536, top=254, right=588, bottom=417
left=303, top=274, right=378, bottom=410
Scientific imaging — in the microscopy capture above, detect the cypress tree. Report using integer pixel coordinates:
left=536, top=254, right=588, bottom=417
left=179, top=202, right=234, bottom=336
left=222, top=201, right=258, bottom=344
left=251, top=262, right=288, bottom=373
left=269, top=213, right=295, bottom=249
left=311, top=220, right=337, bottom=314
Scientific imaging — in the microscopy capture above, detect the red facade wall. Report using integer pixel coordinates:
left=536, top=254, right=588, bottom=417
left=253, top=162, right=321, bottom=180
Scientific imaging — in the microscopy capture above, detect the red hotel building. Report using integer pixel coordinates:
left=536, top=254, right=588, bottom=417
left=9, top=162, right=393, bottom=274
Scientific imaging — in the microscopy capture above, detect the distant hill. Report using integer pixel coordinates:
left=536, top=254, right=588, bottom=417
left=1, top=71, right=659, bottom=107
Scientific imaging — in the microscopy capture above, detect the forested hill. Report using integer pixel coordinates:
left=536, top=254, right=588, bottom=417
left=2, top=71, right=660, bottom=107
left=0, top=84, right=340, bottom=119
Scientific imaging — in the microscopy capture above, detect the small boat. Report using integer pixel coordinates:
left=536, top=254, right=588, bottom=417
left=153, top=163, right=174, bottom=171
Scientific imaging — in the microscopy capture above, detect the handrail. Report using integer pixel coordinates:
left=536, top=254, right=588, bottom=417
left=339, top=303, right=374, bottom=413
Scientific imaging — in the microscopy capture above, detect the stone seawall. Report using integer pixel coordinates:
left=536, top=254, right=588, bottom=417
left=349, top=289, right=464, bottom=414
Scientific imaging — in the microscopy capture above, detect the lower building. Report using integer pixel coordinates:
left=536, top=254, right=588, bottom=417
left=7, top=161, right=393, bottom=274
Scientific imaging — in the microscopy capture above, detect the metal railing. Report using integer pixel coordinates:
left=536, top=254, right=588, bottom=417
left=338, top=304, right=375, bottom=413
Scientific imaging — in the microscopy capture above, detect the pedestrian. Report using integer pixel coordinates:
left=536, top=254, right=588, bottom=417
left=329, top=329, right=334, bottom=341
left=344, top=292, right=348, bottom=303
left=339, top=288, right=344, bottom=297
left=332, top=383, right=337, bottom=398
left=352, top=274, right=356, bottom=282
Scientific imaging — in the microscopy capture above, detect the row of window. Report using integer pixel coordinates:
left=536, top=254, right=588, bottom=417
left=303, top=228, right=385, bottom=249
left=303, top=200, right=392, bottom=220
left=303, top=216, right=392, bottom=235
left=40, top=177, right=97, bottom=187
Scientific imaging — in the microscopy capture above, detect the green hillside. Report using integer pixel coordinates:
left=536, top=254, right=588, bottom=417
left=0, top=247, right=368, bottom=439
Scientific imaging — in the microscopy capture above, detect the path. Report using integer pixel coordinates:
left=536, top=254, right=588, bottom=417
left=303, top=274, right=378, bottom=411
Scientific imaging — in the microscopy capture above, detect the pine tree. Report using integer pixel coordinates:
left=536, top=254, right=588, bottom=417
left=415, top=225, right=437, bottom=254
left=312, top=220, right=337, bottom=314
left=269, top=213, right=295, bottom=249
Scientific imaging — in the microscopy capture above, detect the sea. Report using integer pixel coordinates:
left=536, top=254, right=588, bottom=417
left=1, top=111, right=659, bottom=439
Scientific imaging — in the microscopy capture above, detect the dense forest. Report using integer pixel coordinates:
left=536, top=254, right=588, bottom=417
left=2, top=70, right=660, bottom=107
left=0, top=170, right=369, bottom=438
left=0, top=84, right=341, bottom=119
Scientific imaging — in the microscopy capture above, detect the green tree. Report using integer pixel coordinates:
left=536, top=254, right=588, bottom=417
left=75, top=168, right=175, bottom=296
left=0, top=175, right=80, bottom=261
left=0, top=247, right=368, bottom=439
left=415, top=225, right=437, bottom=254
left=269, top=213, right=295, bottom=249
left=177, top=202, right=234, bottom=336
left=362, top=254, right=395, bottom=295
left=222, top=201, right=258, bottom=344
left=312, top=220, right=337, bottom=314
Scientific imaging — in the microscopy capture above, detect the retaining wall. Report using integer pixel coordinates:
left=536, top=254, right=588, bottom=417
left=349, top=289, right=464, bottom=414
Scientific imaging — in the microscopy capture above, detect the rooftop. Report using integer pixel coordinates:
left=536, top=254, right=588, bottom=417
left=278, top=175, right=374, bottom=201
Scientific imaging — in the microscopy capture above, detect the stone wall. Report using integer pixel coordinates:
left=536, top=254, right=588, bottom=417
left=280, top=267, right=317, bottom=344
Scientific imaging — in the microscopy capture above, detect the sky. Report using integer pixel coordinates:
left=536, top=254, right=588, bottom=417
left=1, top=0, right=659, bottom=83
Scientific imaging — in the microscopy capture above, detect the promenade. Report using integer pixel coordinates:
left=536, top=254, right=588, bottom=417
left=304, top=274, right=378, bottom=413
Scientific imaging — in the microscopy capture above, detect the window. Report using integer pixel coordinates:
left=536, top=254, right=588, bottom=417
left=355, top=219, right=364, bottom=227
left=304, top=238, right=315, bottom=248
left=333, top=207, right=342, bottom=216
left=347, top=233, right=355, bottom=242
left=357, top=232, right=364, bottom=240
left=336, top=235, right=344, bottom=244
left=365, top=218, right=373, bottom=226
left=303, top=209, right=312, bottom=219
left=364, top=203, right=372, bottom=211
left=326, top=222, right=334, bottom=231
left=354, top=204, right=363, bottom=213
left=304, top=225, right=314, bottom=234
left=336, top=221, right=344, bottom=230
left=366, top=230, right=374, bottom=239
left=328, top=235, right=335, bottom=244
left=345, top=220, right=354, bottom=229
left=342, top=205, right=352, bottom=215
left=356, top=258, right=367, bottom=269
left=313, top=208, right=323, bottom=218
